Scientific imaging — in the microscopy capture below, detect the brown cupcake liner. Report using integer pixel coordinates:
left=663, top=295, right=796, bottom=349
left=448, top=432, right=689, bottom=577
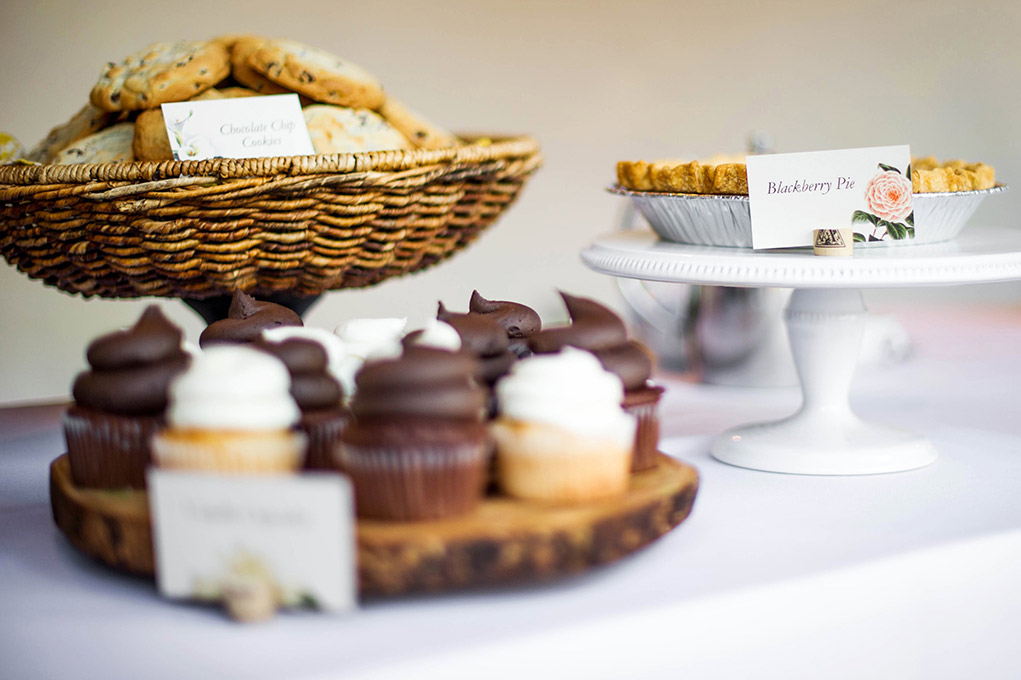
left=301, top=409, right=349, bottom=471
left=335, top=440, right=489, bottom=521
left=623, top=386, right=664, bottom=472
left=63, top=407, right=162, bottom=489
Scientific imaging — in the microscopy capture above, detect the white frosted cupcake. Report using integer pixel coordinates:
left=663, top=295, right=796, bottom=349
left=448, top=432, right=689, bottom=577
left=152, top=346, right=306, bottom=474
left=491, top=347, right=636, bottom=502
left=332, top=317, right=407, bottom=397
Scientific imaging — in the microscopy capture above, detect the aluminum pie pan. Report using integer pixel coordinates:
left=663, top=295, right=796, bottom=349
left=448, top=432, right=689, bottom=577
left=608, top=183, right=1009, bottom=248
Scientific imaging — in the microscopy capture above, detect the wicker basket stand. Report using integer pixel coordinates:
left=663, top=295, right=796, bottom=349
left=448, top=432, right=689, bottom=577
left=0, top=136, right=541, bottom=300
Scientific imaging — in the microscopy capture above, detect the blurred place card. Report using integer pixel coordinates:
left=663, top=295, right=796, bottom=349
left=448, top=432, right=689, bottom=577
left=149, top=470, right=356, bottom=613
left=746, top=145, right=914, bottom=250
left=161, top=93, right=313, bottom=161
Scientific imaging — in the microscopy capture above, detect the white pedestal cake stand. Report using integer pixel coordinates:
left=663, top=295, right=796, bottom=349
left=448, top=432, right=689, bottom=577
left=582, top=226, right=1021, bottom=475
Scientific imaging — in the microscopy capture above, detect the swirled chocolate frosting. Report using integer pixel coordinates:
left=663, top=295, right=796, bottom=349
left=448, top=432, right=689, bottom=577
left=351, top=346, right=486, bottom=422
left=254, top=337, right=343, bottom=412
left=437, top=302, right=516, bottom=385
left=468, top=291, right=541, bottom=339
left=529, top=292, right=653, bottom=391
left=72, top=306, right=190, bottom=415
left=199, top=290, right=303, bottom=347
left=469, top=291, right=542, bottom=358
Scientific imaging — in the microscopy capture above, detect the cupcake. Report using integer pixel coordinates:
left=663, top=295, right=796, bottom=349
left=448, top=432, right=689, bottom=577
left=151, top=345, right=306, bottom=474
left=263, top=325, right=347, bottom=384
left=254, top=335, right=348, bottom=471
left=64, top=306, right=190, bottom=489
left=491, top=348, right=636, bottom=503
left=402, top=318, right=463, bottom=353
left=332, top=317, right=407, bottom=398
left=530, top=292, right=665, bottom=471
left=198, top=289, right=303, bottom=347
left=468, top=290, right=542, bottom=358
left=337, top=345, right=490, bottom=521
left=437, top=302, right=517, bottom=391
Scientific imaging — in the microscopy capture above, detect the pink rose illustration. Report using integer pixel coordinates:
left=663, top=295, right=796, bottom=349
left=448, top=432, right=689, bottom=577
left=864, top=170, right=912, bottom=222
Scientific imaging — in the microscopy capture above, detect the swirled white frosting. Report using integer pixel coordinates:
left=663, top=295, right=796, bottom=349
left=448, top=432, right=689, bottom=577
left=406, top=319, right=461, bottom=352
left=332, top=318, right=407, bottom=395
left=495, top=347, right=635, bottom=443
left=167, top=346, right=299, bottom=430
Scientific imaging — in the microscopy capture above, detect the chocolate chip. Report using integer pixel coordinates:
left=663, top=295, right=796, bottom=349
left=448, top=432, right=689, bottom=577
left=111, top=91, right=120, bottom=103
left=299, top=71, right=314, bottom=83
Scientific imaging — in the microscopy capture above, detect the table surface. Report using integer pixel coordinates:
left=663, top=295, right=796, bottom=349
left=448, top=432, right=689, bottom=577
left=581, top=225, right=1021, bottom=288
left=3, top=305, right=1021, bottom=680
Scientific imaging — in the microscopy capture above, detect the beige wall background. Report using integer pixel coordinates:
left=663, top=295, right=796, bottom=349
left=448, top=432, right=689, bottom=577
left=1, top=0, right=1018, bottom=404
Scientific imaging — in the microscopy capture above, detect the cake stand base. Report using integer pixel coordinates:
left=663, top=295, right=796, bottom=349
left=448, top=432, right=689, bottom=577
left=709, top=287, right=938, bottom=475
left=711, top=414, right=938, bottom=475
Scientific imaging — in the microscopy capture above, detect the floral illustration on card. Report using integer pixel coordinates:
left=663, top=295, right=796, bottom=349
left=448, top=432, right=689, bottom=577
left=851, top=163, right=914, bottom=242
left=168, top=109, right=220, bottom=160
left=191, top=548, right=318, bottom=618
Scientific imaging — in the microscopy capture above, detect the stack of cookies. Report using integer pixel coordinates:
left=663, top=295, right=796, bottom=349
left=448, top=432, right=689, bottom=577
left=27, top=36, right=460, bottom=165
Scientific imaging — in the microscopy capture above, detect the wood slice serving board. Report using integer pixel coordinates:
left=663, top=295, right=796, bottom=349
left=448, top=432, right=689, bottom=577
left=50, top=453, right=698, bottom=597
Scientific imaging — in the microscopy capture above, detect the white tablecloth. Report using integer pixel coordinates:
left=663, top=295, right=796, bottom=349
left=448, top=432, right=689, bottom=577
left=2, top=305, right=1021, bottom=680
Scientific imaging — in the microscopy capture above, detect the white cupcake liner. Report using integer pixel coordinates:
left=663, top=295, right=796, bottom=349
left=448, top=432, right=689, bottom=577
left=490, top=420, right=631, bottom=502
left=151, top=430, right=306, bottom=474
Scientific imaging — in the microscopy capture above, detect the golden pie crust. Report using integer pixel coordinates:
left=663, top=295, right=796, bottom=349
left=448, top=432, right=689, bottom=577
left=910, top=157, right=996, bottom=193
left=617, top=156, right=996, bottom=195
left=617, top=155, right=747, bottom=195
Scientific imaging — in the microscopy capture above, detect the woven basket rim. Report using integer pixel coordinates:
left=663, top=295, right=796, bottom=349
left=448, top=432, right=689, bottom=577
left=0, top=134, right=539, bottom=187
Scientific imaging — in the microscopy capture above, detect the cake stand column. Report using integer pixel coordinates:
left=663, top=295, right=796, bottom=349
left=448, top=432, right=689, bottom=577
left=710, top=287, right=938, bottom=475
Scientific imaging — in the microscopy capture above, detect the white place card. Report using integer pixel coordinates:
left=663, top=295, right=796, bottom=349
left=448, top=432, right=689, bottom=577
left=161, top=94, right=314, bottom=161
left=746, top=145, right=914, bottom=250
left=148, top=470, right=356, bottom=613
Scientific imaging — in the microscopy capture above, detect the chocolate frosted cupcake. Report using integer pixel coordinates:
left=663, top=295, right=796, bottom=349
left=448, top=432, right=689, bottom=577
left=337, top=346, right=490, bottom=521
left=254, top=336, right=348, bottom=471
left=468, top=291, right=542, bottom=358
left=199, top=289, right=302, bottom=347
left=64, top=306, right=190, bottom=488
left=437, top=301, right=517, bottom=391
left=530, top=292, right=665, bottom=471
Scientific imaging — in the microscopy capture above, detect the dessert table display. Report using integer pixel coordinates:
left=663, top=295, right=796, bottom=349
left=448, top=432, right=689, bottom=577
left=583, top=225, right=1021, bottom=475
left=3, top=305, right=1021, bottom=677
